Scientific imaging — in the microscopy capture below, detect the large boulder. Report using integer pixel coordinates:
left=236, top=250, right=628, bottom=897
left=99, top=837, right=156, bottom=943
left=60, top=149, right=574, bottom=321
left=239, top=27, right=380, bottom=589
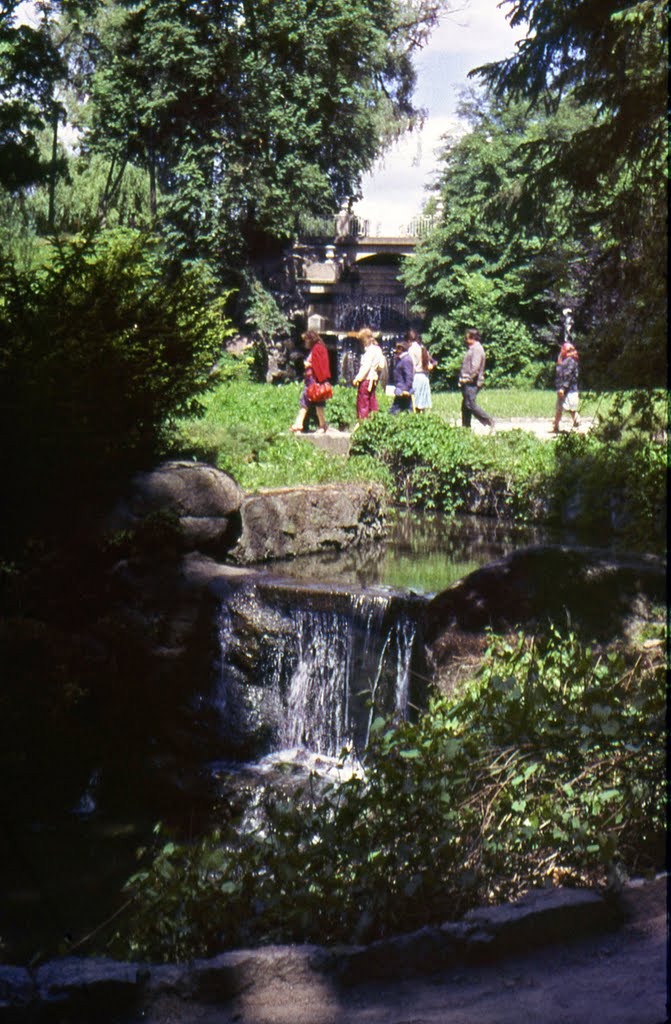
left=111, top=461, right=244, bottom=556
left=423, top=544, right=666, bottom=662
left=229, top=482, right=388, bottom=564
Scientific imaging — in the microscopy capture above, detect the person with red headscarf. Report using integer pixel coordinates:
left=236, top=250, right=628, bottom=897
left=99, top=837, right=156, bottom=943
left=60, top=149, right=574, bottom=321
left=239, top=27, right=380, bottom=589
left=551, top=342, right=580, bottom=432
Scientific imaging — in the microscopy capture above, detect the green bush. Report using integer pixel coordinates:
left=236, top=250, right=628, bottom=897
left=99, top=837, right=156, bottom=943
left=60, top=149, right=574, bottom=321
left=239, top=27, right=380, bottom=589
left=110, top=623, right=665, bottom=961
left=551, top=432, right=667, bottom=545
left=0, top=229, right=231, bottom=545
left=350, top=414, right=554, bottom=519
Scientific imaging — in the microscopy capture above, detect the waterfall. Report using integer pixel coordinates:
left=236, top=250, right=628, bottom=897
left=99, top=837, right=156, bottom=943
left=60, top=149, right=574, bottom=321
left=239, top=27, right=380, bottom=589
left=215, top=585, right=420, bottom=759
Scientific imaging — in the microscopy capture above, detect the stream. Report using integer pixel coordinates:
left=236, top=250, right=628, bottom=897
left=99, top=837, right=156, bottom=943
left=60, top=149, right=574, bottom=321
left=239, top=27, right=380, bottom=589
left=0, top=513, right=597, bottom=964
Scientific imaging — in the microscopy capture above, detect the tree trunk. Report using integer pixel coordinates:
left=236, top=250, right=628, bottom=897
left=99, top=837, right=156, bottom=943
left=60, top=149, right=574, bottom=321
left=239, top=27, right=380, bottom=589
left=47, top=104, right=59, bottom=231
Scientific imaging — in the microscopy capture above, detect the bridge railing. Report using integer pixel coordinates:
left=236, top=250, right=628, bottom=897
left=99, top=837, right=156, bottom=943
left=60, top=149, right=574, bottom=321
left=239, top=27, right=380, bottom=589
left=295, top=212, right=435, bottom=241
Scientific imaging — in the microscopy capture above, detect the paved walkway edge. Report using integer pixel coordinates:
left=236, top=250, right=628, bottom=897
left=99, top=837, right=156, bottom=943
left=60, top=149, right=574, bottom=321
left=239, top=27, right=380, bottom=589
left=1, top=877, right=666, bottom=1019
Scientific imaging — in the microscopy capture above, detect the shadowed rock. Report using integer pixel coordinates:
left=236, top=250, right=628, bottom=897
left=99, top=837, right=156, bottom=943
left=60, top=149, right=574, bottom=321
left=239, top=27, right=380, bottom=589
left=423, top=545, right=665, bottom=651
left=110, top=461, right=244, bottom=556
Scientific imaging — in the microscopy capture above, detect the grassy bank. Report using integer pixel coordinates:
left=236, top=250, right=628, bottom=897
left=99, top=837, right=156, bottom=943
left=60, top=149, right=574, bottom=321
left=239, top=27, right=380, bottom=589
left=431, top=388, right=614, bottom=422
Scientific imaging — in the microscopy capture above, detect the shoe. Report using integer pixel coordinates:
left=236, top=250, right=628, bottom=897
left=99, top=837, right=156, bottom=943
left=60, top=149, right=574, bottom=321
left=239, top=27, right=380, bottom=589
left=320, top=424, right=328, bottom=433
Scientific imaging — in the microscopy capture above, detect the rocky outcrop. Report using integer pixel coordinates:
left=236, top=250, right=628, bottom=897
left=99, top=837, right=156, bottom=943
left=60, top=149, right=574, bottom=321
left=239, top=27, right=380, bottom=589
left=110, top=461, right=244, bottom=556
left=229, top=482, right=388, bottom=564
left=423, top=545, right=666, bottom=658
left=109, top=466, right=388, bottom=565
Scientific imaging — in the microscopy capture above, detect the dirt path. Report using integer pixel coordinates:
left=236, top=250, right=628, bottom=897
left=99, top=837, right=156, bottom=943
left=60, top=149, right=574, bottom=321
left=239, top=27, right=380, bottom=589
left=137, top=881, right=667, bottom=1024
left=469, top=416, right=594, bottom=440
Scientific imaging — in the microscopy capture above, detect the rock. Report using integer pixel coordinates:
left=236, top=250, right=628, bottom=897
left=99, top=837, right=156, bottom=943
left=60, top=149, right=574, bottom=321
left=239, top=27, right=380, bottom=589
left=301, top=428, right=352, bottom=456
left=0, top=966, right=34, bottom=1011
left=111, top=461, right=244, bottom=556
left=423, top=544, right=665, bottom=653
left=2, top=878, right=664, bottom=1019
left=36, top=957, right=143, bottom=1012
left=461, top=887, right=615, bottom=957
left=229, top=482, right=388, bottom=564
left=189, top=946, right=323, bottom=1003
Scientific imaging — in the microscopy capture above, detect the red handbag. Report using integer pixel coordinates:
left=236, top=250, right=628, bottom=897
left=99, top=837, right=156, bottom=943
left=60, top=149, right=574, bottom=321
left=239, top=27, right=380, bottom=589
left=306, top=381, right=333, bottom=403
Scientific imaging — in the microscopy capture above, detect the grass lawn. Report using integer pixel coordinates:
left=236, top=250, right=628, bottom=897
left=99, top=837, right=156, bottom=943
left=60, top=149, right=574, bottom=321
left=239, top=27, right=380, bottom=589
left=174, top=379, right=661, bottom=495
left=430, top=388, right=614, bottom=421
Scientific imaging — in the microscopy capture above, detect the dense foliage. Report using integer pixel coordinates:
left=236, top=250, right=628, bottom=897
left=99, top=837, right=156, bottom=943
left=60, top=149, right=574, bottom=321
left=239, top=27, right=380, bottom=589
left=403, top=92, right=595, bottom=387
left=0, top=0, right=64, bottom=193
left=1, top=0, right=449, bottom=273
left=0, top=229, right=230, bottom=544
left=110, top=624, right=665, bottom=961
left=472, top=0, right=668, bottom=386
left=404, top=0, right=667, bottom=389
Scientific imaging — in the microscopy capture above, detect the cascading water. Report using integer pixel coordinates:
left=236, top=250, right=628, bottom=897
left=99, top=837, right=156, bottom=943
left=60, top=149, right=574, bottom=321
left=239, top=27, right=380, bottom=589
left=213, top=584, right=420, bottom=759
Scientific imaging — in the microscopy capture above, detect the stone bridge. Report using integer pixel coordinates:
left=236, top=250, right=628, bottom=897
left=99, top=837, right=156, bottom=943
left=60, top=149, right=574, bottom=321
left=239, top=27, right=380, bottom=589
left=292, top=219, right=432, bottom=338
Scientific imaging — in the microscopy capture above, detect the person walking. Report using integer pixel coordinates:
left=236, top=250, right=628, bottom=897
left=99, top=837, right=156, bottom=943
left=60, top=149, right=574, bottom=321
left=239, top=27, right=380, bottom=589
left=290, top=330, right=332, bottom=433
left=551, top=341, right=580, bottom=432
left=458, top=329, right=495, bottom=432
left=389, top=339, right=414, bottom=414
left=413, top=343, right=436, bottom=413
left=351, top=328, right=386, bottom=422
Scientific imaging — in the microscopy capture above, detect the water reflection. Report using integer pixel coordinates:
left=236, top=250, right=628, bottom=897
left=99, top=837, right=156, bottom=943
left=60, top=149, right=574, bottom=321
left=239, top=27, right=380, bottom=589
left=257, top=513, right=567, bottom=595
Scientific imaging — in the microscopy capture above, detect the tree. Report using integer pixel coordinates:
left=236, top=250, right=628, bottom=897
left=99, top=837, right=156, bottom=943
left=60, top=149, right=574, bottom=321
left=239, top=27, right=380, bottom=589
left=0, top=229, right=231, bottom=545
left=471, top=0, right=668, bottom=386
left=403, top=90, right=590, bottom=387
left=80, top=0, right=449, bottom=270
left=0, top=1, right=65, bottom=192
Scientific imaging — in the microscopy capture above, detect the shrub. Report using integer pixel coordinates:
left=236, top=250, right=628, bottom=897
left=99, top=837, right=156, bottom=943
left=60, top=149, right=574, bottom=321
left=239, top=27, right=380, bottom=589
left=350, top=414, right=555, bottom=519
left=0, top=229, right=231, bottom=546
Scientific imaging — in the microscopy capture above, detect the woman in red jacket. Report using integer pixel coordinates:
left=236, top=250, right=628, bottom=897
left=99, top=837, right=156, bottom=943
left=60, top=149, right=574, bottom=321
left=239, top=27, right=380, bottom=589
left=290, top=330, right=332, bottom=433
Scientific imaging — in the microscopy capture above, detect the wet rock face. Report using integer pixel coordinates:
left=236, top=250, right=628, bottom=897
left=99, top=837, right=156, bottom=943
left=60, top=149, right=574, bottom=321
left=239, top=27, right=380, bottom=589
left=229, top=482, right=388, bottom=564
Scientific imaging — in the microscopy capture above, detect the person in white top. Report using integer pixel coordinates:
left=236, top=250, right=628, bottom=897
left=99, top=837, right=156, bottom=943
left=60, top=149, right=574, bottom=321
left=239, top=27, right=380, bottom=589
left=352, top=328, right=387, bottom=422
left=406, top=328, right=424, bottom=375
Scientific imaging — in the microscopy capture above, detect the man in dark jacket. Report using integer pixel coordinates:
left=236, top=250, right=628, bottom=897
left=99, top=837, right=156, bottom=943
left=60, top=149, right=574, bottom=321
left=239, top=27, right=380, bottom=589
left=459, top=329, right=495, bottom=432
left=389, top=340, right=414, bottom=414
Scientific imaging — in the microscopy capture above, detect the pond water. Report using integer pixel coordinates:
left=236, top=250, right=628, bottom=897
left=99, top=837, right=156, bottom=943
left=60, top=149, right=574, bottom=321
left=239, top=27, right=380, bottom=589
left=0, top=513, right=600, bottom=964
left=254, top=512, right=578, bottom=595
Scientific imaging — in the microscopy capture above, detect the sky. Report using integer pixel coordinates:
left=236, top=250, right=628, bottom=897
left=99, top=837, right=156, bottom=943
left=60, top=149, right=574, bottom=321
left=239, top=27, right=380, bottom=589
left=354, top=0, right=525, bottom=235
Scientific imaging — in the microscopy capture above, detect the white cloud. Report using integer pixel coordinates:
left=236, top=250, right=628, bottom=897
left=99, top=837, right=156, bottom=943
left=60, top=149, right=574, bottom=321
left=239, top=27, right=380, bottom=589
left=426, top=0, right=523, bottom=58
left=355, top=0, right=525, bottom=233
left=353, top=115, right=463, bottom=233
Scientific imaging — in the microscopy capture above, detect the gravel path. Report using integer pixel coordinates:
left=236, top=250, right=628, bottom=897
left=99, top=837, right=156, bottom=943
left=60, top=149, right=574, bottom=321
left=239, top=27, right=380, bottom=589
left=466, top=416, right=594, bottom=440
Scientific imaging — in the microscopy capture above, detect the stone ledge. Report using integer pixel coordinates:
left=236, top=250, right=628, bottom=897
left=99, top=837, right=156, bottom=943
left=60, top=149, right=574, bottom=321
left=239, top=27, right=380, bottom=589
left=229, top=481, right=388, bottom=564
left=1, top=879, right=665, bottom=1017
